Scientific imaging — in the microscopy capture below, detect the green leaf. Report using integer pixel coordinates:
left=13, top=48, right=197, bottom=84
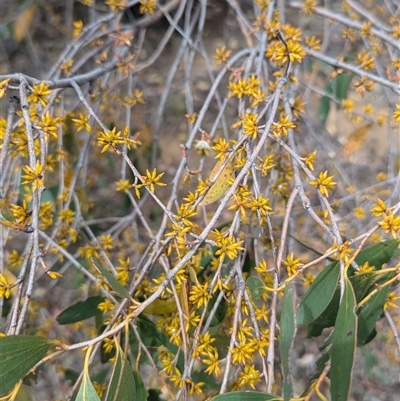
left=357, top=274, right=392, bottom=346
left=246, top=276, right=265, bottom=302
left=318, top=73, right=353, bottom=126
left=91, top=258, right=131, bottom=298
left=301, top=240, right=399, bottom=335
left=335, top=73, right=353, bottom=101
left=306, top=288, right=340, bottom=337
left=318, top=92, right=331, bottom=126
left=307, top=348, right=330, bottom=385
left=75, top=371, right=101, bottom=401
left=105, top=342, right=137, bottom=401
left=330, top=276, right=357, bottom=401
left=280, top=285, right=295, bottom=401
left=134, top=315, right=184, bottom=372
left=353, top=239, right=400, bottom=270
left=210, top=391, right=281, bottom=401
left=0, top=336, right=54, bottom=395
left=56, top=296, right=105, bottom=325
left=205, top=290, right=228, bottom=328
left=1, top=207, right=16, bottom=222
left=296, top=262, right=340, bottom=324
left=132, top=369, right=148, bottom=401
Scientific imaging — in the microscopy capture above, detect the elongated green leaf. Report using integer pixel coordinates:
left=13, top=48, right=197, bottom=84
left=246, top=276, right=265, bottom=302
left=330, top=277, right=357, bottom=401
left=75, top=371, right=101, bottom=401
left=105, top=343, right=136, bottom=401
left=132, top=369, right=148, bottom=401
left=1, top=207, right=16, bottom=222
left=296, top=262, right=340, bottom=324
left=91, top=258, right=131, bottom=298
left=306, top=287, right=341, bottom=338
left=0, top=336, right=54, bottom=395
left=280, top=285, right=295, bottom=401
left=304, top=240, right=399, bottom=336
left=353, top=239, right=400, bottom=270
left=357, top=275, right=392, bottom=346
left=210, top=391, right=281, bottom=401
left=134, top=315, right=184, bottom=372
left=205, top=290, right=228, bottom=328
left=307, top=348, right=330, bottom=385
left=56, top=296, right=105, bottom=325
left=350, top=273, right=376, bottom=302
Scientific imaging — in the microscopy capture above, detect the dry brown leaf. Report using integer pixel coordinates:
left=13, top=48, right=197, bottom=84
left=14, top=6, right=36, bottom=43
left=342, top=123, right=372, bottom=156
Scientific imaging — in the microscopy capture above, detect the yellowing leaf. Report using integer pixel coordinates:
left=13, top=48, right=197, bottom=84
left=199, top=157, right=235, bottom=206
left=342, top=123, right=372, bottom=156
left=143, top=298, right=177, bottom=315
left=14, top=6, right=36, bottom=43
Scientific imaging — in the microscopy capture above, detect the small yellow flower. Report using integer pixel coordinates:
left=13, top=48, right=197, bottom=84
left=303, top=150, right=316, bottom=171
left=237, top=364, right=261, bottom=389
left=283, top=253, right=303, bottom=276
left=0, top=274, right=11, bottom=298
left=134, top=168, right=166, bottom=198
left=214, top=46, right=231, bottom=65
left=370, top=198, right=387, bottom=217
left=309, top=170, right=337, bottom=197
left=342, top=98, right=354, bottom=113
left=28, top=82, right=52, bottom=107
left=302, top=0, right=317, bottom=14
left=354, top=262, right=375, bottom=275
left=231, top=341, right=256, bottom=364
left=354, top=207, right=365, bottom=219
left=58, top=209, right=75, bottom=224
left=271, top=113, right=296, bottom=137
left=21, top=161, right=45, bottom=191
left=302, top=272, right=315, bottom=286
left=243, top=112, right=259, bottom=139
left=10, top=200, right=31, bottom=225
left=105, top=0, right=126, bottom=12
left=392, top=104, right=400, bottom=123
left=189, top=282, right=212, bottom=308
left=203, top=349, right=220, bottom=376
left=47, top=271, right=63, bottom=279
left=305, top=35, right=321, bottom=50
left=139, top=0, right=157, bottom=15
left=215, top=231, right=245, bottom=261
left=72, top=113, right=91, bottom=133
left=358, top=51, right=375, bottom=70
left=73, top=20, right=83, bottom=37
left=0, top=78, right=10, bottom=99
left=97, top=127, right=124, bottom=153
left=115, top=179, right=130, bottom=192
left=384, top=292, right=400, bottom=310
left=378, top=211, right=400, bottom=238
left=37, top=111, right=61, bottom=140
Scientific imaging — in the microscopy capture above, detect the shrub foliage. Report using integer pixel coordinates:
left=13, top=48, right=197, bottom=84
left=0, top=0, right=399, bottom=400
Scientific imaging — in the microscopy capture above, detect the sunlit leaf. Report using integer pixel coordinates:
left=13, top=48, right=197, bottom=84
left=143, top=297, right=177, bottom=315
left=199, top=157, right=235, bottom=206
